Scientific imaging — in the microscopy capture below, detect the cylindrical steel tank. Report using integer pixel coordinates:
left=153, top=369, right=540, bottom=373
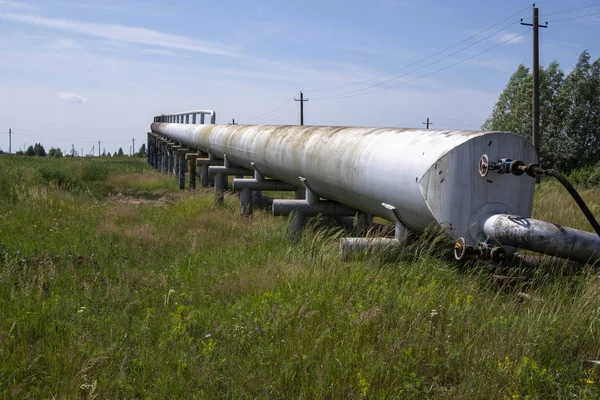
left=151, top=123, right=537, bottom=245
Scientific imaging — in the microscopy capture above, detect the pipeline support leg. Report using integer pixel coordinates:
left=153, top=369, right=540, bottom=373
left=290, top=211, right=306, bottom=244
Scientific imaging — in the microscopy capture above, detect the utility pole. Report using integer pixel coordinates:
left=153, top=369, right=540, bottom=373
left=132, top=138, right=135, bottom=156
left=81, top=148, right=83, bottom=157
left=72, top=144, right=75, bottom=157
left=8, top=128, right=11, bottom=154
left=294, top=91, right=308, bottom=125
left=521, top=5, right=547, bottom=182
left=422, top=118, right=432, bottom=129
left=229, top=118, right=237, bottom=125
left=98, top=141, right=101, bottom=157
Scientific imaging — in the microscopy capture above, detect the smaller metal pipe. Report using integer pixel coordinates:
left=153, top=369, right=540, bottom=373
left=483, top=214, right=600, bottom=265
left=339, top=238, right=401, bottom=260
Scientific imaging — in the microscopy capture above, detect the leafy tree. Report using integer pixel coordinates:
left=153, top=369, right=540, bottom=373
left=16, top=150, right=24, bottom=156
left=48, top=147, right=63, bottom=157
left=25, top=145, right=35, bottom=156
left=137, top=143, right=147, bottom=157
left=117, top=148, right=124, bottom=157
left=33, top=143, right=46, bottom=157
left=107, top=152, right=112, bottom=157
left=113, top=151, right=118, bottom=157
left=484, top=50, right=600, bottom=172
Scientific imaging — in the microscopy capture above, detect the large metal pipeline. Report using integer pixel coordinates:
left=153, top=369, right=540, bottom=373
left=150, top=122, right=600, bottom=264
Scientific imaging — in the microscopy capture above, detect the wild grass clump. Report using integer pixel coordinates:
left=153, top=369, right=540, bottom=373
left=0, top=156, right=599, bottom=398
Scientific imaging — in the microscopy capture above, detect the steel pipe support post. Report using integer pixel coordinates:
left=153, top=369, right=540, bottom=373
left=186, top=153, right=198, bottom=190
left=196, top=154, right=221, bottom=188
left=177, top=149, right=187, bottom=190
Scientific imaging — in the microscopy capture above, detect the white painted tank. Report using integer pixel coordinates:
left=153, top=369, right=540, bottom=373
left=151, top=123, right=537, bottom=245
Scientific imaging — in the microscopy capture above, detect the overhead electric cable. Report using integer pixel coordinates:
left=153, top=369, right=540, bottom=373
left=312, top=20, right=523, bottom=100
left=314, top=30, right=528, bottom=101
left=304, top=4, right=531, bottom=94
left=548, top=11, right=600, bottom=22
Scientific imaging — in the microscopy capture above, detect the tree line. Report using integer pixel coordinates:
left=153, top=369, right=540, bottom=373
left=483, top=50, right=600, bottom=173
left=1, top=143, right=147, bottom=158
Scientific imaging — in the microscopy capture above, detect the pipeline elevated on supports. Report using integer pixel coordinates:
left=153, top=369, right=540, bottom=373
left=148, top=116, right=600, bottom=264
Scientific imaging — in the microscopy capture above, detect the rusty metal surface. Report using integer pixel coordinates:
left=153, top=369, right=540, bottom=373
left=150, top=123, right=536, bottom=245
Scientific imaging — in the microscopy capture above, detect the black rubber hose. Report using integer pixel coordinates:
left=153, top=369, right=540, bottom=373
left=543, top=169, right=600, bottom=239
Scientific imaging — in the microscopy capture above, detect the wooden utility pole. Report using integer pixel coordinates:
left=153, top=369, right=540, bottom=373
left=8, top=128, right=11, bottom=154
left=294, top=91, right=308, bottom=125
left=422, top=118, right=432, bottom=129
left=521, top=5, right=547, bottom=180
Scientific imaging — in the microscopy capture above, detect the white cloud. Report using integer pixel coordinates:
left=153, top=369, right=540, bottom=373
left=58, top=92, right=88, bottom=104
left=0, top=12, right=235, bottom=57
left=497, top=32, right=526, bottom=45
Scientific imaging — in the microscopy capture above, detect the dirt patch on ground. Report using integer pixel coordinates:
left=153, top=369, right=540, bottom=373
left=109, top=193, right=172, bottom=206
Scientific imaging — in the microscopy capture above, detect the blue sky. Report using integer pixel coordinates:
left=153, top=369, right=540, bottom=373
left=0, top=0, right=599, bottom=154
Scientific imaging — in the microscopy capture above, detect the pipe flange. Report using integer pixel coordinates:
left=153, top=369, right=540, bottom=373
left=510, top=160, right=526, bottom=176
left=454, top=237, right=467, bottom=260
left=490, top=246, right=506, bottom=262
left=479, top=154, right=490, bottom=177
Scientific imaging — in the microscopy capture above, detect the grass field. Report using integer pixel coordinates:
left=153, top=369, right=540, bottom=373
left=1, top=156, right=600, bottom=399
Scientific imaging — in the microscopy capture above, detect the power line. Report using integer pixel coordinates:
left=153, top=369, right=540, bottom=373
left=252, top=99, right=294, bottom=122
left=313, top=30, right=528, bottom=101
left=548, top=11, right=600, bottom=22
left=311, top=19, right=522, bottom=100
left=542, top=3, right=600, bottom=17
left=259, top=101, right=296, bottom=124
left=304, top=4, right=531, bottom=95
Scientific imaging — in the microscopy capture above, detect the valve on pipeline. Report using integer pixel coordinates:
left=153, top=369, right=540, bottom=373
left=454, top=237, right=506, bottom=262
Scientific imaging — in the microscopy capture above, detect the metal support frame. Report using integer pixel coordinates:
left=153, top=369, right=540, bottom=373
left=208, top=155, right=253, bottom=205
left=273, top=182, right=357, bottom=243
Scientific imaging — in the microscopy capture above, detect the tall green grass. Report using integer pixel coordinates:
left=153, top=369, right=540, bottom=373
left=0, top=156, right=599, bottom=399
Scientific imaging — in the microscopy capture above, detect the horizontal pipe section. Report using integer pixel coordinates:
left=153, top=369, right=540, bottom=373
left=232, top=178, right=298, bottom=191
left=273, top=199, right=357, bottom=217
left=483, top=214, right=600, bottom=264
left=208, top=166, right=253, bottom=176
left=339, top=238, right=401, bottom=259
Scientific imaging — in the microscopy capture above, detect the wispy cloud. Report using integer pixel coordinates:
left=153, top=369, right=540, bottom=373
left=58, top=92, right=88, bottom=104
left=0, top=0, right=37, bottom=10
left=496, top=32, right=526, bottom=45
left=140, top=49, right=178, bottom=56
left=0, top=12, right=236, bottom=57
